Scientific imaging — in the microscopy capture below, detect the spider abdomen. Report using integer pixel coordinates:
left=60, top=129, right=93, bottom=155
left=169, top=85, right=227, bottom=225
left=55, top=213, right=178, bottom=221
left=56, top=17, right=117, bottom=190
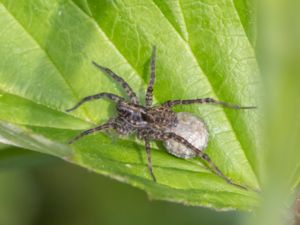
left=164, top=112, right=209, bottom=159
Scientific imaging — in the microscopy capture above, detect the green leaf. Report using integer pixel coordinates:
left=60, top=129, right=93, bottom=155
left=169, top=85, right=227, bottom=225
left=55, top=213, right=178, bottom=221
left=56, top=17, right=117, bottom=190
left=233, top=0, right=257, bottom=47
left=0, top=0, right=260, bottom=210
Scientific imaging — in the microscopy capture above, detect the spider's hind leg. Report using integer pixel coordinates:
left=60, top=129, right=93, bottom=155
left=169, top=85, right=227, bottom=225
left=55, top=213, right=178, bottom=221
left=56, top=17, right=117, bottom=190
left=145, top=139, right=156, bottom=182
left=162, top=132, right=249, bottom=190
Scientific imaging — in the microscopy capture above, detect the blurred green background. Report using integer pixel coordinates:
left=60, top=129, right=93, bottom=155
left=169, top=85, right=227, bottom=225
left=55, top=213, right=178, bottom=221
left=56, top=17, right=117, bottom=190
left=0, top=146, right=249, bottom=225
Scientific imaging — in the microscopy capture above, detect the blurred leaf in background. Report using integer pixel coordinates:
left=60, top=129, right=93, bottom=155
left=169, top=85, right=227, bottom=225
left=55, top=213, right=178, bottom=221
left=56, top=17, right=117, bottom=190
left=0, top=144, right=41, bottom=225
left=0, top=170, right=39, bottom=225
left=248, top=0, right=300, bottom=224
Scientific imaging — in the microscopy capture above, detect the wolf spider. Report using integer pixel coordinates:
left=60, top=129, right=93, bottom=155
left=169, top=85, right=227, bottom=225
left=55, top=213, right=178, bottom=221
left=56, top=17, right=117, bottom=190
left=66, top=46, right=255, bottom=189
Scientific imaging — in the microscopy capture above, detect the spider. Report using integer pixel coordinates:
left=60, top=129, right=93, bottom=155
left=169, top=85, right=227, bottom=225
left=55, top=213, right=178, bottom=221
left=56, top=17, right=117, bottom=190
left=66, top=46, right=255, bottom=188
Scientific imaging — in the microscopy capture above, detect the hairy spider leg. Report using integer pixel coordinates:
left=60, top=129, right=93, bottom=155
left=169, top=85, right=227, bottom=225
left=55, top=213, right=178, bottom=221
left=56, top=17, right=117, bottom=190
left=143, top=46, right=157, bottom=182
left=163, top=98, right=257, bottom=109
left=146, top=46, right=157, bottom=108
left=66, top=93, right=124, bottom=112
left=145, top=139, right=156, bottom=182
left=68, top=122, right=114, bottom=144
left=160, top=132, right=248, bottom=190
left=92, top=61, right=140, bottom=104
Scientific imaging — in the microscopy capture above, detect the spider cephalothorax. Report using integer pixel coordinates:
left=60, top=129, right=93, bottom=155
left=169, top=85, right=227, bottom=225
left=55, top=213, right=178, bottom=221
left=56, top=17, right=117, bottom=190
left=66, top=46, right=255, bottom=188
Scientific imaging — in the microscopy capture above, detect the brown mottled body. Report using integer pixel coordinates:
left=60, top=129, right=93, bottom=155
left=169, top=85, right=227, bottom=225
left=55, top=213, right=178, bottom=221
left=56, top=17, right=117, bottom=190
left=66, top=46, right=255, bottom=188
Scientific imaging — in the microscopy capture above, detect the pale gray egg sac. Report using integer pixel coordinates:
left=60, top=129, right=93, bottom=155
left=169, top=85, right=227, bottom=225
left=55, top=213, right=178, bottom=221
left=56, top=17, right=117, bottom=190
left=164, top=112, right=209, bottom=159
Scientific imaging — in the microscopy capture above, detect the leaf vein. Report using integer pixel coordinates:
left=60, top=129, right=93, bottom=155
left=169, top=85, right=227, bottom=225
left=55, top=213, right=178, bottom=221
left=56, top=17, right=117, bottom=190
left=1, top=3, right=94, bottom=123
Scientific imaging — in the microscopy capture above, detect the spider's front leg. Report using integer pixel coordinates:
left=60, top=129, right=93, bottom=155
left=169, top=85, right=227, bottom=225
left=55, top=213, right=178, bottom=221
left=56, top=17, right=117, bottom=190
left=66, top=93, right=124, bottom=112
left=145, top=46, right=157, bottom=108
left=92, top=61, right=140, bottom=104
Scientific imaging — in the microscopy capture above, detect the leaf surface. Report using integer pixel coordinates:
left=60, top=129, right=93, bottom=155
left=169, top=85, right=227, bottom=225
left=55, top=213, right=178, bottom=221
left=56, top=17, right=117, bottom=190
left=0, top=0, right=260, bottom=210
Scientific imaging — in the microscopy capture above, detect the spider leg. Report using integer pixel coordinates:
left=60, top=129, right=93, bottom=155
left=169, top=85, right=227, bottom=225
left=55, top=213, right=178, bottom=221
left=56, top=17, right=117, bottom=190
left=92, top=61, right=140, bottom=104
left=161, top=132, right=248, bottom=190
left=66, top=92, right=124, bottom=112
left=163, top=98, right=256, bottom=109
left=146, top=46, right=157, bottom=108
left=145, top=139, right=156, bottom=182
left=68, top=121, right=114, bottom=144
